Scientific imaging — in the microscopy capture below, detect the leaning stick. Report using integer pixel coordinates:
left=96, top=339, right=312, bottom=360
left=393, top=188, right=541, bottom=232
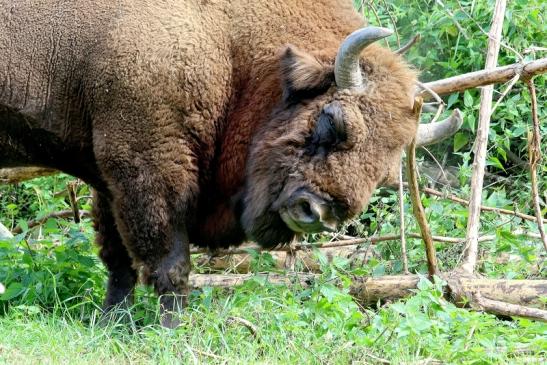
left=421, top=57, right=547, bottom=98
left=407, top=98, right=438, bottom=278
left=462, top=0, right=506, bottom=274
left=526, top=79, right=547, bottom=252
left=398, top=162, right=409, bottom=274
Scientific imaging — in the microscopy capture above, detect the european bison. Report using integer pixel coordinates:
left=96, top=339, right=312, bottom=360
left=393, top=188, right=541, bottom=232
left=1, top=0, right=456, bottom=326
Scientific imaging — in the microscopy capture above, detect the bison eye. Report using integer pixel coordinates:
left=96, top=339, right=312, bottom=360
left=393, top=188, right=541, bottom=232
left=305, top=102, right=346, bottom=157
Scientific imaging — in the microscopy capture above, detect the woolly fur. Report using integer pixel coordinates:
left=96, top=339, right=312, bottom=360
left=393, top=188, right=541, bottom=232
left=1, top=0, right=417, bottom=307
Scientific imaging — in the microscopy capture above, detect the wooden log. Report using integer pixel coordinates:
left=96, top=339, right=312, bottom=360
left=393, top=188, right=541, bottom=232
left=189, top=273, right=547, bottom=309
left=0, top=167, right=58, bottom=184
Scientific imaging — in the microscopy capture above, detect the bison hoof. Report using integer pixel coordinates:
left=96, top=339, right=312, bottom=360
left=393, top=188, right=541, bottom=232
left=159, top=293, right=186, bottom=329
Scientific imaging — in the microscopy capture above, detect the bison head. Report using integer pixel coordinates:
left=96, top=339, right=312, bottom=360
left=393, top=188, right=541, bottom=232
left=241, top=27, right=456, bottom=247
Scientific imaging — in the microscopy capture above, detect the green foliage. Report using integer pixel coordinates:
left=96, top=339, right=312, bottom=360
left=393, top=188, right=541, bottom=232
left=364, top=0, right=546, bottom=204
left=0, top=1, right=546, bottom=363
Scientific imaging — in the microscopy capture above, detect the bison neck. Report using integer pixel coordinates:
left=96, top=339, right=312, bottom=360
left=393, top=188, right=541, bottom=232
left=191, top=0, right=363, bottom=248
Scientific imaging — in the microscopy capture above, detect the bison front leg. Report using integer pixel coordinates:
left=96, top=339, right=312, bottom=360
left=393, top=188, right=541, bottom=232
left=93, top=122, right=198, bottom=327
left=92, top=190, right=137, bottom=311
left=102, top=167, right=194, bottom=328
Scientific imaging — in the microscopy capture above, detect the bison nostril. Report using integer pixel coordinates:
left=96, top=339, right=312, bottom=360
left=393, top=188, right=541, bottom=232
left=300, top=201, right=313, bottom=219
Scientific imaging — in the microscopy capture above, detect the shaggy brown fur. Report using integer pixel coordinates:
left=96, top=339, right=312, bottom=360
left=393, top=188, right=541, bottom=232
left=0, top=0, right=417, bottom=324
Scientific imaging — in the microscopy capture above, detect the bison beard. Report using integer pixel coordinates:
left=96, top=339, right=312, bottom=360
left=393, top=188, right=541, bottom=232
left=0, top=0, right=429, bottom=327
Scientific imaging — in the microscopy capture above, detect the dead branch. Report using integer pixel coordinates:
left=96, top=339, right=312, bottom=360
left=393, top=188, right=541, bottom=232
left=192, top=231, right=534, bottom=259
left=396, top=34, right=421, bottom=55
left=0, top=167, right=58, bottom=184
left=12, top=210, right=91, bottom=234
left=189, top=273, right=547, bottom=309
left=407, top=97, right=438, bottom=278
left=526, top=79, right=547, bottom=253
left=421, top=57, right=547, bottom=98
left=399, top=162, right=409, bottom=274
left=462, top=0, right=506, bottom=274
left=415, top=185, right=547, bottom=224
left=226, top=316, right=258, bottom=337
left=471, top=293, right=547, bottom=322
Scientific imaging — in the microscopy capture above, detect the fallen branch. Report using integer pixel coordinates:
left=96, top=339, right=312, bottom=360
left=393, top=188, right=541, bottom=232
left=12, top=210, right=91, bottom=234
left=526, top=79, right=547, bottom=252
left=407, top=97, right=438, bottom=278
left=471, top=293, right=547, bottom=322
left=188, top=273, right=547, bottom=309
left=0, top=167, right=57, bottom=184
left=421, top=57, right=547, bottom=98
left=462, top=0, right=506, bottom=274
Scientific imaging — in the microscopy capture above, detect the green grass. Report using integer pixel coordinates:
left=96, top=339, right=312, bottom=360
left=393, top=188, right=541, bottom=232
left=0, top=277, right=546, bottom=364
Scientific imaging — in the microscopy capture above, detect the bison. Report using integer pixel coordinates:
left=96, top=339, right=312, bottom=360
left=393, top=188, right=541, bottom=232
left=1, top=0, right=457, bottom=326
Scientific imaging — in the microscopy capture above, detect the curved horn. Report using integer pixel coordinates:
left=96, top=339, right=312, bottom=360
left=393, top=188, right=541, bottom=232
left=334, top=27, right=393, bottom=90
left=416, top=109, right=464, bottom=146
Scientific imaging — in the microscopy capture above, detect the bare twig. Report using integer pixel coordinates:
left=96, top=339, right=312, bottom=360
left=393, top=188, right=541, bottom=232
left=193, top=232, right=535, bottom=258
left=526, top=79, right=547, bottom=253
left=422, top=58, right=547, bottom=98
left=490, top=73, right=520, bottom=116
left=66, top=182, right=80, bottom=224
left=406, top=97, right=438, bottom=278
left=416, top=81, right=445, bottom=125
left=381, top=0, right=400, bottom=48
left=434, top=0, right=469, bottom=39
left=226, top=316, right=258, bottom=337
left=12, top=210, right=91, bottom=234
left=398, top=162, right=409, bottom=274
left=413, top=185, right=547, bottom=224
left=462, top=0, right=506, bottom=274
left=396, top=34, right=420, bottom=55
left=471, top=292, right=547, bottom=322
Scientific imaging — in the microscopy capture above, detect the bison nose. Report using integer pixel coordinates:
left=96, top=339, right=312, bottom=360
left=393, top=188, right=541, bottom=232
left=284, top=190, right=339, bottom=233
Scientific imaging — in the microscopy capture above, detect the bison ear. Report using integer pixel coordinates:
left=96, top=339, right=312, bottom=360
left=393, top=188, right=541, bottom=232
left=280, top=45, right=334, bottom=104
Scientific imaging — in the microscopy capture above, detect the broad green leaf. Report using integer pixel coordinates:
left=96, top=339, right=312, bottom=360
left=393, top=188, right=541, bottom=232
left=453, top=132, right=468, bottom=152
left=0, top=282, right=24, bottom=301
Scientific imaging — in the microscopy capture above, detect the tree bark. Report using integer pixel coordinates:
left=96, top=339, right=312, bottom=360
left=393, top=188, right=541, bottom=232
left=462, top=0, right=506, bottom=274
left=0, top=167, right=57, bottom=184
